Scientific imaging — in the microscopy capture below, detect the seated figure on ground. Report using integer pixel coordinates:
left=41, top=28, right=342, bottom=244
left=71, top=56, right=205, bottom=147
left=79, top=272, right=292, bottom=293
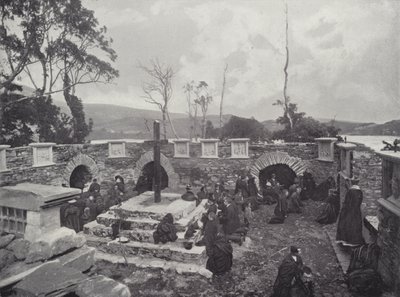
left=181, top=184, right=197, bottom=202
left=336, top=178, right=365, bottom=246
left=206, top=232, right=233, bottom=277
left=287, top=187, right=303, bottom=214
left=311, top=176, right=335, bottom=201
left=260, top=182, right=279, bottom=205
left=271, top=246, right=304, bottom=297
left=153, top=213, right=178, bottom=244
left=235, top=174, right=250, bottom=199
left=315, top=189, right=340, bottom=225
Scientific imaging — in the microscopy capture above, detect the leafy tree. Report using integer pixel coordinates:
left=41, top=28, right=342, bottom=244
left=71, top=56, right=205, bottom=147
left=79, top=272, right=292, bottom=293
left=0, top=0, right=118, bottom=142
left=205, top=120, right=219, bottom=139
left=221, top=116, right=269, bottom=142
left=183, top=81, right=199, bottom=140
left=194, top=81, right=213, bottom=138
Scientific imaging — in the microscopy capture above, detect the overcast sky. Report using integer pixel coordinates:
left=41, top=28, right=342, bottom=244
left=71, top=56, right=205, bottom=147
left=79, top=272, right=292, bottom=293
left=48, top=1, right=400, bottom=122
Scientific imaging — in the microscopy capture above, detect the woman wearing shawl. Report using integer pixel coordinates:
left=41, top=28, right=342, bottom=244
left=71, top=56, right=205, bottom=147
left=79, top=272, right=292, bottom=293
left=153, top=213, right=178, bottom=244
left=315, top=189, right=340, bottom=225
left=206, top=233, right=233, bottom=276
left=311, top=176, right=335, bottom=201
left=269, top=189, right=289, bottom=224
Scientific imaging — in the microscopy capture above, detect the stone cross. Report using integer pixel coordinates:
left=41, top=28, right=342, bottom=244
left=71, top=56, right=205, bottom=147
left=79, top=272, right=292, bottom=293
left=153, top=121, right=161, bottom=203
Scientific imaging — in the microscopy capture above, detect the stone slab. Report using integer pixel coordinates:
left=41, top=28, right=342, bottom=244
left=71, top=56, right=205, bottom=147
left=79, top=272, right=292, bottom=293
left=58, top=246, right=95, bottom=272
left=108, top=191, right=196, bottom=221
left=83, top=221, right=112, bottom=237
left=95, top=251, right=211, bottom=278
left=14, top=262, right=87, bottom=297
left=96, top=213, right=159, bottom=230
left=76, top=275, right=131, bottom=297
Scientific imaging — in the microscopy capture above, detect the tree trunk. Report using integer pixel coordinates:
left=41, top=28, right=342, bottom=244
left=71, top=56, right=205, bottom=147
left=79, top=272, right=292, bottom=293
left=219, top=64, right=228, bottom=135
left=201, top=115, right=206, bottom=138
left=161, top=111, right=167, bottom=140
left=166, top=108, right=179, bottom=139
left=283, top=1, right=293, bottom=130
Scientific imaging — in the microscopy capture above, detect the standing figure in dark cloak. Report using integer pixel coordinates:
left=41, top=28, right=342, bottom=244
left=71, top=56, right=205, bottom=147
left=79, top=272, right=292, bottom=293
left=315, top=189, right=340, bottom=225
left=203, top=211, right=219, bottom=255
left=311, top=176, right=335, bottom=201
left=115, top=175, right=125, bottom=193
left=300, top=171, right=316, bottom=201
left=234, top=174, right=250, bottom=199
left=271, top=246, right=304, bottom=297
left=197, top=184, right=208, bottom=201
left=206, top=233, right=233, bottom=276
left=88, top=178, right=100, bottom=197
left=287, top=187, right=302, bottom=214
left=64, top=199, right=81, bottom=233
left=336, top=178, right=365, bottom=246
left=153, top=213, right=178, bottom=244
left=201, top=193, right=219, bottom=231
left=247, top=175, right=260, bottom=211
left=269, top=189, right=289, bottom=224
left=221, top=197, right=241, bottom=235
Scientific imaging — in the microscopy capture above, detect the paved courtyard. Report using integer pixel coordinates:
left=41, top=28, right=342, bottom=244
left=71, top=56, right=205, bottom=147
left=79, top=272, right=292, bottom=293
left=95, top=200, right=357, bottom=297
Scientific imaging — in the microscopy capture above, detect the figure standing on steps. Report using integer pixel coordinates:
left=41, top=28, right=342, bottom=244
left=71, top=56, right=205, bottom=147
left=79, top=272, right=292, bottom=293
left=336, top=178, right=365, bottom=246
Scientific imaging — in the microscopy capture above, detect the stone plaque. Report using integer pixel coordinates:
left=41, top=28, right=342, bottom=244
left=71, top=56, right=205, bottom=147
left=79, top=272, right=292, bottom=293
left=229, top=138, right=249, bottom=158
left=200, top=139, right=219, bottom=158
left=0, top=145, right=10, bottom=172
left=174, top=140, right=189, bottom=158
left=108, top=142, right=126, bottom=158
left=29, top=143, right=55, bottom=167
left=315, top=138, right=336, bottom=162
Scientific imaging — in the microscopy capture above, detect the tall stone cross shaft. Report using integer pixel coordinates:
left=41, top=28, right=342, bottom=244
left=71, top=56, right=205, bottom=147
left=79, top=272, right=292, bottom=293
left=153, top=120, right=161, bottom=203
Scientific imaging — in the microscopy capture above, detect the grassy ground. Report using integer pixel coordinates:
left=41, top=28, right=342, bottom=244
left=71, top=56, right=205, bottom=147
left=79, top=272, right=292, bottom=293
left=95, top=201, right=353, bottom=297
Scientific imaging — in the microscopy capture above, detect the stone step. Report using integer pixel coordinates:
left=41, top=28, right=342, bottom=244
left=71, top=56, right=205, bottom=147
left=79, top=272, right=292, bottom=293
left=95, top=251, right=212, bottom=278
left=84, top=234, right=206, bottom=264
left=120, top=228, right=202, bottom=244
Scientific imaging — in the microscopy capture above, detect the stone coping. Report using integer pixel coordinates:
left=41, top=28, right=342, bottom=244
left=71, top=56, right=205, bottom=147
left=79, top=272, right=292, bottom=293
left=0, top=183, right=81, bottom=211
left=107, top=140, right=126, bottom=143
left=378, top=197, right=400, bottom=217
left=376, top=151, right=400, bottom=162
left=199, top=138, right=219, bottom=142
left=0, top=145, right=10, bottom=150
left=336, top=142, right=357, bottom=150
left=315, top=137, right=337, bottom=142
left=227, top=138, right=250, bottom=142
left=28, top=142, right=56, bottom=147
left=172, top=138, right=190, bottom=142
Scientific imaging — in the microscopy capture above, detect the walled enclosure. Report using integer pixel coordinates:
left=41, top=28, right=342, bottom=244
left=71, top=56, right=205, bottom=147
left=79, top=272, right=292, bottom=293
left=0, top=142, right=337, bottom=193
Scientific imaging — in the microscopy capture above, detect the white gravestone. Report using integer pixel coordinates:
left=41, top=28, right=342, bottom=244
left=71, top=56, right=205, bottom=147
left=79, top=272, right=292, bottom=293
left=173, top=139, right=190, bottom=158
left=29, top=143, right=55, bottom=167
left=229, top=138, right=249, bottom=159
left=200, top=139, right=219, bottom=158
left=108, top=141, right=126, bottom=158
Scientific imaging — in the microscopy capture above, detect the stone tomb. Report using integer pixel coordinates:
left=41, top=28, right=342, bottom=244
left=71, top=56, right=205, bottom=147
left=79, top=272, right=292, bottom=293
left=0, top=183, right=81, bottom=242
left=83, top=191, right=209, bottom=273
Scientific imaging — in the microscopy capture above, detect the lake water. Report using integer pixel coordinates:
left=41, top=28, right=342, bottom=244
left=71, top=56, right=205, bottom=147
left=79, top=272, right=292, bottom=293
left=344, top=135, right=400, bottom=152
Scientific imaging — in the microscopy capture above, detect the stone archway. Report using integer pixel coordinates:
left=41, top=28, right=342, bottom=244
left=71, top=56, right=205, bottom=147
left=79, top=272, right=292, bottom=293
left=250, top=151, right=308, bottom=188
left=63, top=153, right=99, bottom=186
left=133, top=151, right=179, bottom=189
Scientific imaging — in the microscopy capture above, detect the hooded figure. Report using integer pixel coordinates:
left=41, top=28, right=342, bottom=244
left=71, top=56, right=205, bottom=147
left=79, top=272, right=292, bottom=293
left=315, top=189, right=340, bottom=225
left=336, top=179, right=365, bottom=246
left=153, top=213, right=178, bottom=244
left=206, top=233, right=233, bottom=276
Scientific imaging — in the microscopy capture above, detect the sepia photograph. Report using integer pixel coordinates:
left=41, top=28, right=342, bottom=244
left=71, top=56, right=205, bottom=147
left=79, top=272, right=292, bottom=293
left=0, top=0, right=399, bottom=296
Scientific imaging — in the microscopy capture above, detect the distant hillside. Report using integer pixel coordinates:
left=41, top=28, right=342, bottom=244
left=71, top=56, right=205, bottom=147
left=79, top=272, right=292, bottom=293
left=349, top=120, right=400, bottom=136
left=317, top=119, right=375, bottom=134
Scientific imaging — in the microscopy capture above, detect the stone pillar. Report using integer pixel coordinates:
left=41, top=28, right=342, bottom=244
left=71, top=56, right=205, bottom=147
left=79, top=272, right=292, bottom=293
left=108, top=140, right=126, bottom=158
left=0, top=145, right=10, bottom=172
left=315, top=137, right=336, bottom=162
left=336, top=142, right=357, bottom=204
left=29, top=143, right=55, bottom=167
left=25, top=207, right=61, bottom=242
left=376, top=151, right=400, bottom=295
left=173, top=139, right=190, bottom=158
left=200, top=139, right=219, bottom=159
left=228, top=138, right=249, bottom=159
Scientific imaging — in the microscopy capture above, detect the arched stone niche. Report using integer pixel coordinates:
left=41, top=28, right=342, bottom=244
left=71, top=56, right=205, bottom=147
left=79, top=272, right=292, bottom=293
left=63, top=154, right=99, bottom=185
left=133, top=151, right=179, bottom=189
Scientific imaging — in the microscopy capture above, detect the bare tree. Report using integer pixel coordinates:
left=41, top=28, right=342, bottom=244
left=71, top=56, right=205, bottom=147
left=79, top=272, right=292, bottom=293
left=273, top=1, right=293, bottom=129
left=219, top=64, right=228, bottom=133
left=140, top=59, right=178, bottom=140
left=194, top=81, right=213, bottom=138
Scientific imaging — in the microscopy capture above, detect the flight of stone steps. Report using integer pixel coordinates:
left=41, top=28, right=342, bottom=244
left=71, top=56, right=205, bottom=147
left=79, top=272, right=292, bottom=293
left=83, top=191, right=209, bottom=269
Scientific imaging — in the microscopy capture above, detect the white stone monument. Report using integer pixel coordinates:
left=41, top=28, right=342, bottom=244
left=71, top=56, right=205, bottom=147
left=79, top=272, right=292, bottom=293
left=29, top=143, right=55, bottom=167
left=228, top=138, right=249, bottom=159
left=173, top=139, right=190, bottom=158
left=0, top=145, right=10, bottom=172
left=336, top=142, right=356, bottom=178
left=108, top=140, right=126, bottom=158
left=200, top=139, right=219, bottom=158
left=315, top=137, right=336, bottom=162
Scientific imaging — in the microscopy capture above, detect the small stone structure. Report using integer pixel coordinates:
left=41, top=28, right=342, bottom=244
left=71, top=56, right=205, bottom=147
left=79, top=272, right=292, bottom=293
left=228, top=138, right=249, bottom=159
left=315, top=137, right=336, bottom=162
left=0, top=183, right=80, bottom=241
left=0, top=145, right=10, bottom=172
left=173, top=139, right=190, bottom=158
left=29, top=142, right=55, bottom=167
left=200, top=138, right=219, bottom=158
left=376, top=151, right=400, bottom=295
left=108, top=140, right=126, bottom=158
